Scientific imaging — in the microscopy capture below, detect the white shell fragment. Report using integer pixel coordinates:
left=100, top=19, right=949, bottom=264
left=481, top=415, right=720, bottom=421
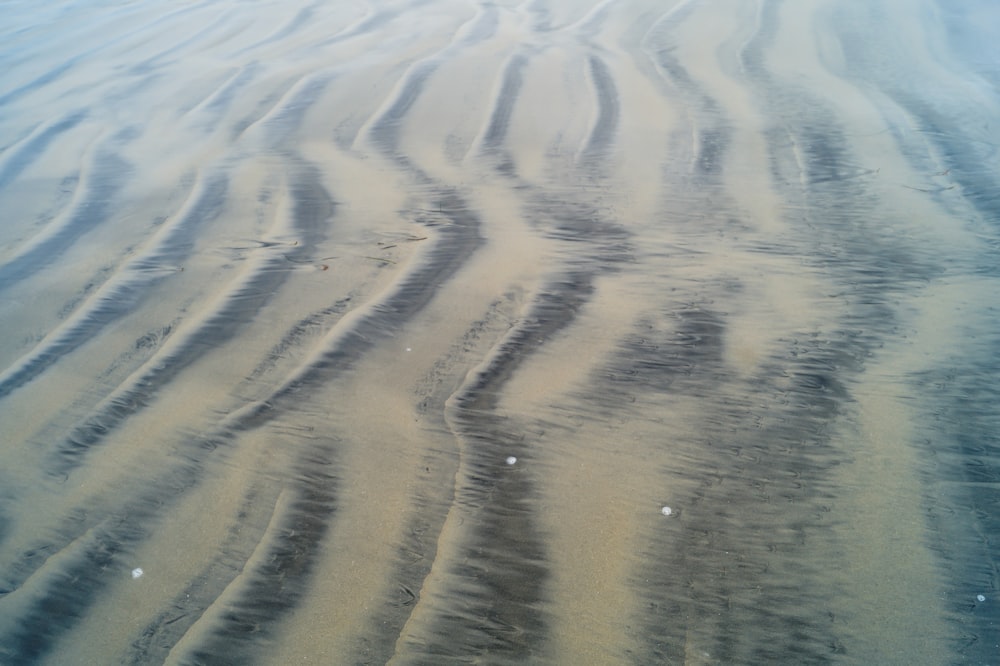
left=661, top=506, right=673, bottom=516
left=505, top=456, right=517, bottom=465
left=977, top=594, right=987, bottom=602
left=131, top=567, right=144, bottom=579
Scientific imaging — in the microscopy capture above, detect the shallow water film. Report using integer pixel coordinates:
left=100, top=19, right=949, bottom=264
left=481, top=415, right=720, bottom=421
left=1, top=0, right=999, bottom=663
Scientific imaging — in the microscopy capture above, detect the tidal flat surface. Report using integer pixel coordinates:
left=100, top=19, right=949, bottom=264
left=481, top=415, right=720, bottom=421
left=0, top=0, right=998, bottom=663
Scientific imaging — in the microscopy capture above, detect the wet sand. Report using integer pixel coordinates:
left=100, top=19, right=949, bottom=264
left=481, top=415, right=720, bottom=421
left=1, top=0, right=998, bottom=663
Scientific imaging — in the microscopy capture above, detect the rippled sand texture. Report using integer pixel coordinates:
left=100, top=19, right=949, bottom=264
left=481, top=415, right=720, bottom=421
left=1, top=0, right=999, bottom=663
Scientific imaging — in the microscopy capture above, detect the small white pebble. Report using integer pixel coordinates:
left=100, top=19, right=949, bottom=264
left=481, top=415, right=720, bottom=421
left=505, top=456, right=517, bottom=465
left=131, top=567, right=144, bottom=579
left=405, top=347, right=412, bottom=352
left=661, top=506, right=673, bottom=516
left=977, top=594, right=987, bottom=602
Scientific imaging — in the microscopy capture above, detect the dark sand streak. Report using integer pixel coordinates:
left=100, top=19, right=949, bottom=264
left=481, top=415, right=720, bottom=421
left=827, top=3, right=1000, bottom=658
left=0, top=149, right=131, bottom=294
left=0, top=183, right=481, bottom=662
left=619, top=1, right=936, bottom=661
left=0, top=110, right=87, bottom=190
left=342, top=45, right=539, bottom=665
left=0, top=165, right=332, bottom=653
left=173, top=190, right=483, bottom=660
left=47, top=165, right=326, bottom=476
left=480, top=54, right=528, bottom=154
left=0, top=1, right=215, bottom=109
left=175, top=447, right=339, bottom=665
left=125, top=481, right=289, bottom=663
left=393, top=47, right=628, bottom=662
left=0, top=173, right=226, bottom=401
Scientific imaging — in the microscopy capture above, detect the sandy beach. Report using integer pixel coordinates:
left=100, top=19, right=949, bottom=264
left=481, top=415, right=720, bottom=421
left=1, top=0, right=998, bottom=663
